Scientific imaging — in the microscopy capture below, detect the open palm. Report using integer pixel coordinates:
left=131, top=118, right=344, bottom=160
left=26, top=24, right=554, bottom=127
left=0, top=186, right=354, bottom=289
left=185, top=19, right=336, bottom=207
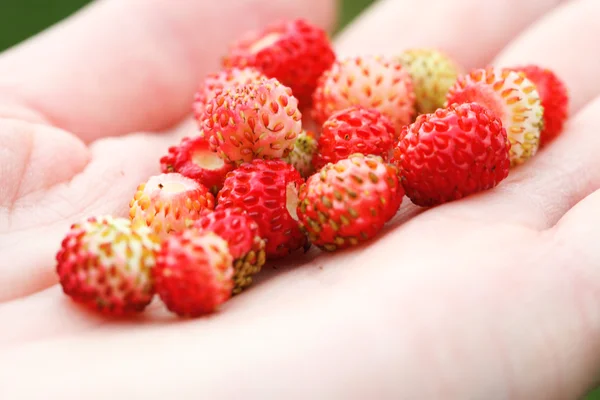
left=2, top=0, right=600, bottom=398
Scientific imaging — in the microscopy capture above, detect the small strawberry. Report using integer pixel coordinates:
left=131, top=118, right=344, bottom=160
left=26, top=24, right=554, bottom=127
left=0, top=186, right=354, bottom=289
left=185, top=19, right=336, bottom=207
left=217, top=159, right=306, bottom=259
left=393, top=102, right=510, bottom=207
left=154, top=230, right=234, bottom=317
left=297, top=154, right=403, bottom=251
left=313, top=106, right=395, bottom=171
left=201, top=78, right=302, bottom=164
left=284, top=130, right=318, bottom=178
left=129, top=173, right=215, bottom=240
left=222, top=18, right=336, bottom=108
left=160, top=135, right=235, bottom=194
left=446, top=67, right=543, bottom=166
left=194, top=208, right=266, bottom=294
left=312, top=55, right=416, bottom=135
left=397, top=48, right=462, bottom=115
left=192, top=67, right=267, bottom=125
left=56, top=216, right=159, bottom=314
left=507, top=64, right=569, bottom=147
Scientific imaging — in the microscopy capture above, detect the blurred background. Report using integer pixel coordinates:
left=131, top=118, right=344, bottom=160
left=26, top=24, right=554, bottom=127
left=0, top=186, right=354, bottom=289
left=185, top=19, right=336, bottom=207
left=0, top=0, right=376, bottom=51
left=0, top=0, right=598, bottom=398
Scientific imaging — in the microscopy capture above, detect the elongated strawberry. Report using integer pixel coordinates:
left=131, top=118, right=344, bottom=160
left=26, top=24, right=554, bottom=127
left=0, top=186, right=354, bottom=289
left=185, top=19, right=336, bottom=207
left=446, top=67, right=543, bottom=166
left=297, top=154, right=403, bottom=251
left=217, top=159, right=306, bottom=258
left=160, top=135, right=235, bottom=194
left=154, top=230, right=234, bottom=317
left=194, top=208, right=266, bottom=294
left=508, top=64, right=569, bottom=147
left=284, top=130, right=318, bottom=178
left=393, top=102, right=510, bottom=207
left=192, top=67, right=267, bottom=124
left=56, top=216, right=159, bottom=314
left=313, top=106, right=395, bottom=170
left=222, top=18, right=336, bottom=108
left=129, top=173, right=215, bottom=240
left=312, top=55, right=416, bottom=134
left=201, top=78, right=302, bottom=164
left=397, top=48, right=462, bottom=115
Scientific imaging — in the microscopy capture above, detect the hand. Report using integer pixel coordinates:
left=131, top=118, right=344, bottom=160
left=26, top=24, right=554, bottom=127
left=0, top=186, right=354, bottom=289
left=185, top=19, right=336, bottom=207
left=2, top=0, right=600, bottom=398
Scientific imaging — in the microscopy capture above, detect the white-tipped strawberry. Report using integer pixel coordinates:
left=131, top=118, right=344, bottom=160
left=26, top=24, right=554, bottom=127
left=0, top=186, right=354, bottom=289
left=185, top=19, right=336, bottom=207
left=160, top=135, right=235, bottom=194
left=192, top=67, right=267, bottom=125
left=129, top=173, right=215, bottom=240
left=312, top=55, right=416, bottom=135
left=284, top=130, right=318, bottom=178
left=200, top=77, right=302, bottom=164
left=56, top=216, right=160, bottom=314
left=446, top=67, right=543, bottom=166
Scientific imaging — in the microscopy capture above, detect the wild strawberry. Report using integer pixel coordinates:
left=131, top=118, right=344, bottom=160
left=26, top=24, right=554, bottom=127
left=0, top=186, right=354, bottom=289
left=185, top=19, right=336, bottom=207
left=201, top=78, right=302, bottom=164
left=160, top=135, right=235, bottom=194
left=193, top=208, right=266, bottom=294
left=129, top=173, right=215, bottom=240
left=313, top=106, right=395, bottom=171
left=154, top=230, right=234, bottom=317
left=393, top=102, right=510, bottom=207
left=217, top=159, right=306, bottom=259
left=297, top=154, right=403, bottom=251
left=397, top=48, right=462, bottom=115
left=284, top=130, right=318, bottom=178
left=222, top=18, right=336, bottom=108
left=56, top=216, right=159, bottom=314
left=312, top=55, right=416, bottom=135
left=446, top=67, right=543, bottom=166
left=192, top=67, right=267, bottom=124
left=507, top=65, right=569, bottom=147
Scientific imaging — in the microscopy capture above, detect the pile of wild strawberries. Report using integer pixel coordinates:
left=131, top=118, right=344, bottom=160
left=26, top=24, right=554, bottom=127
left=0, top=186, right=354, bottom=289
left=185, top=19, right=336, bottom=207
left=56, top=19, right=569, bottom=318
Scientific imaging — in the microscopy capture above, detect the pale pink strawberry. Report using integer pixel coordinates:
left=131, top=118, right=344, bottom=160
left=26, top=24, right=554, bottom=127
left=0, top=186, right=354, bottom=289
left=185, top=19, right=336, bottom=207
left=200, top=78, right=302, bottom=164
left=312, top=55, right=416, bottom=135
left=192, top=67, right=267, bottom=125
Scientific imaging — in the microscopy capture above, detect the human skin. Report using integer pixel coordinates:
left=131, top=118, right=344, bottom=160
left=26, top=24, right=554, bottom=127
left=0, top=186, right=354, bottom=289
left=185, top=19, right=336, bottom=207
left=1, top=0, right=600, bottom=398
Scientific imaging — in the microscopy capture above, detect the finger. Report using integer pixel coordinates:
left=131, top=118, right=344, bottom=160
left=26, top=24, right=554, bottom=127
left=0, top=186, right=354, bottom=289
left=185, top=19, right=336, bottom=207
left=0, top=119, right=195, bottom=302
left=494, top=0, right=600, bottom=112
left=334, top=0, right=564, bottom=69
left=437, top=0, right=600, bottom=230
left=546, top=188, right=600, bottom=392
left=0, top=0, right=337, bottom=142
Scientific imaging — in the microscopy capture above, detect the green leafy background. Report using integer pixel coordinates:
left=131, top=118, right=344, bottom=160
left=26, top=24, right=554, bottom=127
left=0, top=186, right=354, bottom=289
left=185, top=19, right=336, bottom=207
left=0, top=1, right=597, bottom=398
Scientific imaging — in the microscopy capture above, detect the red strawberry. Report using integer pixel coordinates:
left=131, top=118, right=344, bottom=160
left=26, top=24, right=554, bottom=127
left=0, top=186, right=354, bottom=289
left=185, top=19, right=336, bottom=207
left=313, top=106, right=396, bottom=170
left=222, top=18, right=336, bottom=108
left=393, top=102, right=510, bottom=207
left=154, top=230, right=234, bottom=317
left=312, top=55, right=416, bottom=134
left=56, top=216, right=160, bottom=315
left=508, top=65, right=569, bottom=147
left=192, top=67, right=267, bottom=125
left=446, top=67, right=543, bottom=166
left=129, top=173, right=215, bottom=240
left=217, top=159, right=306, bottom=258
left=201, top=78, right=302, bottom=164
left=160, top=135, right=235, bottom=194
left=194, top=208, right=266, bottom=294
left=297, top=154, right=403, bottom=251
